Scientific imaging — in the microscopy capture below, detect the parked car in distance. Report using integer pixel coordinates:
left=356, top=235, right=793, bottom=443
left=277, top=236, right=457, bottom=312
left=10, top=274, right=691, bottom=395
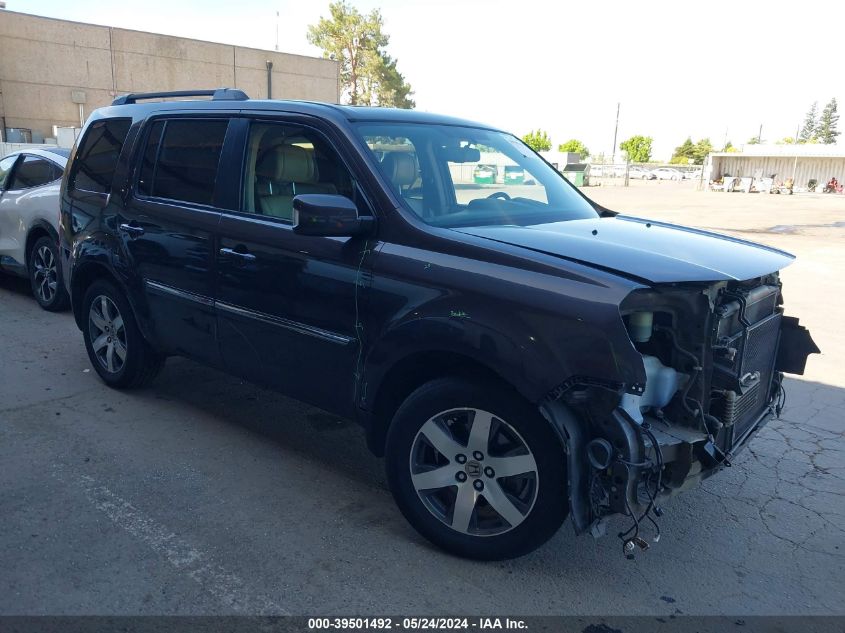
left=651, top=167, right=684, bottom=180
left=60, top=89, right=818, bottom=561
left=629, top=166, right=656, bottom=180
left=0, top=147, right=70, bottom=310
left=684, top=168, right=703, bottom=180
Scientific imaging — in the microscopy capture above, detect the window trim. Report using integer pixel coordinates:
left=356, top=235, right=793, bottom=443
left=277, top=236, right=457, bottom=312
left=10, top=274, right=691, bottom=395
left=130, top=115, right=232, bottom=211
left=229, top=115, right=375, bottom=225
left=0, top=153, right=22, bottom=191
left=68, top=117, right=132, bottom=196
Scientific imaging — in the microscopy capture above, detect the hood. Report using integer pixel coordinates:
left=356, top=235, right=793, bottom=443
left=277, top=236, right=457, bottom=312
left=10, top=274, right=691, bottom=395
left=454, top=215, right=794, bottom=284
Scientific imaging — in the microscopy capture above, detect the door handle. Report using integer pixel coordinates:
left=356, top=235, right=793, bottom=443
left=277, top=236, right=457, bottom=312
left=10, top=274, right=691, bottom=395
left=219, top=247, right=257, bottom=262
left=119, top=223, right=145, bottom=237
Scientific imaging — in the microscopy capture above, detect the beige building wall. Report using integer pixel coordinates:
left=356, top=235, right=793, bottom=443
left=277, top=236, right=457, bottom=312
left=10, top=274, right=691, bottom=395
left=0, top=11, right=339, bottom=140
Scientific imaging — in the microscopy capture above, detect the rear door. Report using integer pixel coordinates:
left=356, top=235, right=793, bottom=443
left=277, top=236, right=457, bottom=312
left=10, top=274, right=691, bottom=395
left=214, top=116, right=376, bottom=416
left=120, top=116, right=231, bottom=366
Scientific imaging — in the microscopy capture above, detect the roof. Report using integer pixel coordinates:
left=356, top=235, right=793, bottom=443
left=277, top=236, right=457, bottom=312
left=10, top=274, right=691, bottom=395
left=96, top=94, right=502, bottom=132
left=1, top=147, right=68, bottom=166
left=42, top=147, right=70, bottom=159
left=711, top=144, right=845, bottom=159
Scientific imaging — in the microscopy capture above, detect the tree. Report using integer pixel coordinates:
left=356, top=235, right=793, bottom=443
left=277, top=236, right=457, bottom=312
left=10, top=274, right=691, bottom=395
left=373, top=52, right=414, bottom=109
left=817, top=98, right=840, bottom=144
left=618, top=135, right=653, bottom=163
left=522, top=129, right=552, bottom=152
left=669, top=137, right=712, bottom=164
left=691, top=138, right=714, bottom=165
left=747, top=136, right=763, bottom=145
left=307, top=1, right=414, bottom=108
left=558, top=139, right=589, bottom=159
left=670, top=137, right=695, bottom=164
left=723, top=140, right=734, bottom=152
left=800, top=102, right=819, bottom=143
left=776, top=137, right=796, bottom=145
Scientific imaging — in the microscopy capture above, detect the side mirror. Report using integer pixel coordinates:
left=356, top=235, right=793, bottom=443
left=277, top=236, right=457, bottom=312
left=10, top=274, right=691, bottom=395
left=292, top=194, right=374, bottom=237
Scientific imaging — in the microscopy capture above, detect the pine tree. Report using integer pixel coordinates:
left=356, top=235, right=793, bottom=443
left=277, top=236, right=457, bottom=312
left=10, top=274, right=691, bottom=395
left=799, top=102, right=818, bottom=143
left=307, top=1, right=414, bottom=108
left=817, top=98, right=840, bottom=144
left=669, top=137, right=695, bottom=163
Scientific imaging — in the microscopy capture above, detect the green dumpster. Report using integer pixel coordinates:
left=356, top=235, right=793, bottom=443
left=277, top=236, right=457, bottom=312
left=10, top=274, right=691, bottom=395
left=504, top=165, right=525, bottom=184
left=563, top=163, right=588, bottom=186
left=473, top=164, right=497, bottom=184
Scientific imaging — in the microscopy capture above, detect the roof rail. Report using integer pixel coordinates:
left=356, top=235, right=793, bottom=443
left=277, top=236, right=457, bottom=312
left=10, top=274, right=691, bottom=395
left=111, top=88, right=249, bottom=106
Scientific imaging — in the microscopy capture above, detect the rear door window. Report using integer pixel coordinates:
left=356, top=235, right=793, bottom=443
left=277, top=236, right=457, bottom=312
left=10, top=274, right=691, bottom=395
left=8, top=156, right=59, bottom=189
left=70, top=118, right=132, bottom=194
left=137, top=119, right=229, bottom=206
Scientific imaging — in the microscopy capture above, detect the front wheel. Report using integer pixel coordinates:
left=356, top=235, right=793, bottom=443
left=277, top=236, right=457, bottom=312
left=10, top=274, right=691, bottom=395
left=29, top=236, right=69, bottom=311
left=385, top=377, right=568, bottom=560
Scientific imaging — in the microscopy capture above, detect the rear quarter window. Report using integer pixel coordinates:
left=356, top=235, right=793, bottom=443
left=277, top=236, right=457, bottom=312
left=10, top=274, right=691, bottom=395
left=70, top=118, right=132, bottom=194
left=9, top=156, right=60, bottom=189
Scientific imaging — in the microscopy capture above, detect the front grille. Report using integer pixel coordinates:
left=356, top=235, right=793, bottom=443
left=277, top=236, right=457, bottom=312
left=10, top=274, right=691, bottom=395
left=731, top=312, right=781, bottom=439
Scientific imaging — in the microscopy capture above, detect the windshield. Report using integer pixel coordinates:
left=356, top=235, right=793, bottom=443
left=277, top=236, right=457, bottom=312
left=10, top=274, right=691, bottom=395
left=356, top=123, right=597, bottom=228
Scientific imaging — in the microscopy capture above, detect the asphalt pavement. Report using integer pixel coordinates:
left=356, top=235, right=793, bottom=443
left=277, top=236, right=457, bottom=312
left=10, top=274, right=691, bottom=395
left=1, top=186, right=843, bottom=615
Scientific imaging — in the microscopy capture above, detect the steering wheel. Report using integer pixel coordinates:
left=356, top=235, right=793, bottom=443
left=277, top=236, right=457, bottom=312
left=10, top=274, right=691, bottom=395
left=487, top=191, right=511, bottom=200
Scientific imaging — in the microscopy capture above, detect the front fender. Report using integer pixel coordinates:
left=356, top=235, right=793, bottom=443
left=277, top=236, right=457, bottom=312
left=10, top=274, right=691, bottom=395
left=361, top=312, right=532, bottom=407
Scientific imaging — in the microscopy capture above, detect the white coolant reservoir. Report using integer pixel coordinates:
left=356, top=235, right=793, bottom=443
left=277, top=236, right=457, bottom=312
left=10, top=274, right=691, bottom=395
left=640, top=355, right=682, bottom=411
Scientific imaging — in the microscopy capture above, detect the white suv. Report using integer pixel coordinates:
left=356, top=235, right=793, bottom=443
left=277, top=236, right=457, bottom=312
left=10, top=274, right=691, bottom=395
left=0, top=147, right=70, bottom=310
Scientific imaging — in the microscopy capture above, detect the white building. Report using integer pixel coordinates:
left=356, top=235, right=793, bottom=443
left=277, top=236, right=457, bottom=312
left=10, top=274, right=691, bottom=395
left=708, top=144, right=845, bottom=190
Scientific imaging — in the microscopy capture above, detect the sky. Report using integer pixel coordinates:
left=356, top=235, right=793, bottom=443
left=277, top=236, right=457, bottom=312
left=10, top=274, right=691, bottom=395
left=14, top=0, right=845, bottom=160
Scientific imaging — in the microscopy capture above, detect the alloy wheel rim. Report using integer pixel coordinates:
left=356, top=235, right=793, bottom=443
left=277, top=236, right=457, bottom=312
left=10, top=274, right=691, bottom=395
left=409, top=408, right=538, bottom=537
left=33, top=245, right=57, bottom=303
left=88, top=295, right=127, bottom=374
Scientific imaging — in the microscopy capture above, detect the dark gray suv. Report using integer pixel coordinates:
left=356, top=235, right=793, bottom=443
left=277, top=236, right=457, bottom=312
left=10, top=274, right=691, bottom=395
left=60, top=89, right=818, bottom=559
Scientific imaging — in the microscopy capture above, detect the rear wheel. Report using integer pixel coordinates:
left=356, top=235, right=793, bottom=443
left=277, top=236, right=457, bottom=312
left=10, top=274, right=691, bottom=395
left=82, top=279, right=164, bottom=388
left=29, top=236, right=69, bottom=311
left=385, top=377, right=568, bottom=560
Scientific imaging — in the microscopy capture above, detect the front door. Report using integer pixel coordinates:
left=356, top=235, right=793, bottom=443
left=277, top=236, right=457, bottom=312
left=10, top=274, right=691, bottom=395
left=120, top=117, right=231, bottom=366
left=215, top=118, right=375, bottom=417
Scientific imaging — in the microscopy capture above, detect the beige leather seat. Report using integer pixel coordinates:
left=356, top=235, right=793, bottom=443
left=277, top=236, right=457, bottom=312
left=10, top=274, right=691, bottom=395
left=255, top=145, right=336, bottom=221
left=381, top=152, right=423, bottom=215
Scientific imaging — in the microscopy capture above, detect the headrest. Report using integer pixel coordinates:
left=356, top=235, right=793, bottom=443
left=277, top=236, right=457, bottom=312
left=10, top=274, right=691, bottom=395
left=381, top=152, right=417, bottom=189
left=256, top=144, right=317, bottom=183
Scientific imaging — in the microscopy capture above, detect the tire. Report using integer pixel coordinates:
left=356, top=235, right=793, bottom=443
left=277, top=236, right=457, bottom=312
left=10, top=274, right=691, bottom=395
left=385, top=377, right=568, bottom=560
left=29, top=235, right=69, bottom=311
left=81, top=279, right=164, bottom=388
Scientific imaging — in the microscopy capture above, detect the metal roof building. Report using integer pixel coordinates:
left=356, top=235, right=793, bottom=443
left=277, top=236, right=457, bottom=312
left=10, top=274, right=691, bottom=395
left=707, top=144, right=845, bottom=190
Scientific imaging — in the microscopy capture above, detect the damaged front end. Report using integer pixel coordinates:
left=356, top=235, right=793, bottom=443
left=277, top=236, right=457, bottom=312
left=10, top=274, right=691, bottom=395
left=547, top=272, right=819, bottom=555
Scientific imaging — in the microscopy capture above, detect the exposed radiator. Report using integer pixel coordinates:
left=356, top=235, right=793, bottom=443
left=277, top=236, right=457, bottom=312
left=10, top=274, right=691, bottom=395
left=712, top=285, right=782, bottom=442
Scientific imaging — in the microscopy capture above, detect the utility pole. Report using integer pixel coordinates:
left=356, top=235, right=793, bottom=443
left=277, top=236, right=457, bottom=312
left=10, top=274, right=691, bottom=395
left=757, top=124, right=763, bottom=144
left=275, top=11, right=279, bottom=51
left=611, top=102, right=620, bottom=164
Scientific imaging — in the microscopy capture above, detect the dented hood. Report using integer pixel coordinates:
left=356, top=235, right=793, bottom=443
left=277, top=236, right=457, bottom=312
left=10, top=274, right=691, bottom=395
left=454, top=215, right=795, bottom=283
